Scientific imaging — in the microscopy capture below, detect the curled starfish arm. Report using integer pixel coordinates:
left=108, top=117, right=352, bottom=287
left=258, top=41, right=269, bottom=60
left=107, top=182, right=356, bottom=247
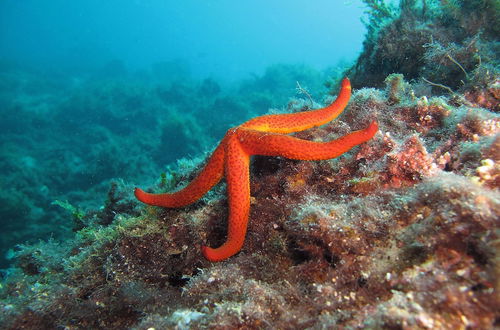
left=135, top=142, right=225, bottom=208
left=240, top=121, right=378, bottom=160
left=240, top=78, right=351, bottom=134
left=202, top=132, right=251, bottom=261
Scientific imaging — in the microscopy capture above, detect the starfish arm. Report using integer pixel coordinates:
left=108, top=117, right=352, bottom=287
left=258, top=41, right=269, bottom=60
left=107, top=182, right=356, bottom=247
left=135, top=142, right=225, bottom=208
left=202, top=132, right=250, bottom=261
left=240, top=78, right=351, bottom=134
left=240, top=121, right=378, bottom=160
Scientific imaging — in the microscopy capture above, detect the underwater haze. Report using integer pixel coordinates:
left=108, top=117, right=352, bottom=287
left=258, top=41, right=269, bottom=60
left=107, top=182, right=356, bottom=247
left=0, top=0, right=366, bottom=81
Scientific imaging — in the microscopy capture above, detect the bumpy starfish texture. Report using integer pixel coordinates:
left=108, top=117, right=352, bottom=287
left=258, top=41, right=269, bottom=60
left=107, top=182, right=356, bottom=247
left=135, top=78, right=378, bottom=262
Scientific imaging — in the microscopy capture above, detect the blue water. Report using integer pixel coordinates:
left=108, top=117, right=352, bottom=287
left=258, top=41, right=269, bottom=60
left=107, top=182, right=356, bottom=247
left=0, top=0, right=367, bottom=269
left=0, top=0, right=366, bottom=81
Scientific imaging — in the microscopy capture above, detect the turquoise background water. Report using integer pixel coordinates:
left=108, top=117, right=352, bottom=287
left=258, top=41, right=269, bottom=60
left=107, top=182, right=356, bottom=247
left=1, top=0, right=366, bottom=81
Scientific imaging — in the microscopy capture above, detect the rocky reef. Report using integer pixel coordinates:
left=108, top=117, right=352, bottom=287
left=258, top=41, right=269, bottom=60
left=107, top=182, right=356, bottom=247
left=1, top=0, right=499, bottom=328
left=350, top=0, right=499, bottom=92
left=1, top=70, right=498, bottom=328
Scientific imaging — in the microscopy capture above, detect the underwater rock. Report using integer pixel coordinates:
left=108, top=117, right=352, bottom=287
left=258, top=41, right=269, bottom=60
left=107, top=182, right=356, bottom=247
left=1, top=70, right=498, bottom=329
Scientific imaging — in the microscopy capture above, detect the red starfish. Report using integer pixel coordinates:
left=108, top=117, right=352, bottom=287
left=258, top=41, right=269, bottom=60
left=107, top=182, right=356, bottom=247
left=135, top=78, right=378, bottom=261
